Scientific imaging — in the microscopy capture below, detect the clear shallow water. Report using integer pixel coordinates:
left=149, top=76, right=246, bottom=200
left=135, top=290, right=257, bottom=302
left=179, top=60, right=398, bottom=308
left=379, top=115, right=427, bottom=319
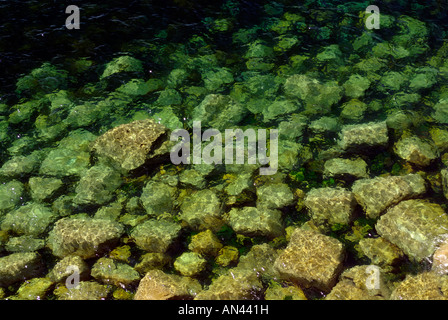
left=1, top=0, right=448, bottom=300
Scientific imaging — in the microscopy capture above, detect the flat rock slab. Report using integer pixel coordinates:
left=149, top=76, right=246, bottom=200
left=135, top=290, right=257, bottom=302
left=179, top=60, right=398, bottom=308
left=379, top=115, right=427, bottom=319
left=274, top=228, right=345, bottom=292
left=376, top=199, right=448, bottom=261
left=91, top=119, right=166, bottom=171
left=352, top=174, right=426, bottom=219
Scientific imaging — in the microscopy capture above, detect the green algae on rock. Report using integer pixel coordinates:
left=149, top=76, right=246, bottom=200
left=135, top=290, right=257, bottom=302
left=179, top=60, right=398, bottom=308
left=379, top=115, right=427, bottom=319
left=47, top=217, right=124, bottom=259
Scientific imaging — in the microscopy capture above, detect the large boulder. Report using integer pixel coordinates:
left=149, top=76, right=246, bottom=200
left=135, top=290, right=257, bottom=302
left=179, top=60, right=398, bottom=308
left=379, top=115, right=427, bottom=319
left=0, top=252, right=45, bottom=287
left=352, top=174, right=426, bottom=219
left=304, top=187, right=357, bottom=225
left=391, top=272, right=448, bottom=300
left=274, top=228, right=345, bottom=292
left=376, top=199, right=448, bottom=261
left=90, top=119, right=167, bottom=172
left=47, top=217, right=124, bottom=259
left=134, top=269, right=202, bottom=300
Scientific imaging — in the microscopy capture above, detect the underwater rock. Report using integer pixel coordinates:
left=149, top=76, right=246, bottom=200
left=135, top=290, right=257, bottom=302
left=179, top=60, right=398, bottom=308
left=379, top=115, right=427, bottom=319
left=48, top=255, right=89, bottom=283
left=274, top=228, right=345, bottom=292
left=134, top=253, right=170, bottom=275
left=262, top=98, right=299, bottom=122
left=278, top=114, right=308, bottom=140
left=215, top=245, right=239, bottom=267
left=308, top=116, right=340, bottom=134
left=0, top=252, right=45, bottom=287
left=323, top=157, right=369, bottom=179
left=15, top=277, right=54, bottom=300
left=429, top=128, right=448, bottom=153
left=432, top=239, right=448, bottom=275
left=304, top=187, right=357, bottom=225
left=394, top=135, right=439, bottom=167
left=340, top=99, right=368, bottom=122
left=265, top=283, right=307, bottom=300
left=188, top=229, right=223, bottom=257
left=91, top=257, right=140, bottom=287
left=390, top=272, right=448, bottom=300
left=432, top=98, right=448, bottom=124
left=47, top=217, right=124, bottom=259
left=54, top=281, right=110, bottom=300
left=326, top=265, right=391, bottom=300
left=352, top=174, right=426, bottom=219
left=192, top=94, right=245, bottom=130
left=173, top=252, right=207, bottom=277
left=134, top=269, right=202, bottom=300
left=194, top=267, right=263, bottom=300
left=338, top=121, right=388, bottom=151
left=29, top=176, right=63, bottom=202
left=115, top=78, right=152, bottom=96
left=256, top=182, right=295, bottom=209
left=5, top=236, right=45, bottom=253
left=90, top=119, right=167, bottom=172
left=343, top=74, right=371, bottom=99
left=408, top=67, right=438, bottom=91
left=376, top=199, right=448, bottom=261
left=15, top=62, right=68, bottom=96
left=1, top=202, right=57, bottom=237
left=283, top=74, right=342, bottom=115
left=179, top=169, right=208, bottom=189
left=180, top=189, right=223, bottom=231
left=202, top=67, right=234, bottom=92
left=130, top=219, right=181, bottom=253
left=226, top=206, right=284, bottom=238
left=358, top=237, right=404, bottom=267
left=155, top=88, right=182, bottom=106
left=236, top=243, right=279, bottom=279
left=39, top=129, right=96, bottom=178
left=100, top=55, right=143, bottom=79
left=140, top=180, right=177, bottom=216
left=0, top=180, right=24, bottom=213
left=73, top=164, right=122, bottom=206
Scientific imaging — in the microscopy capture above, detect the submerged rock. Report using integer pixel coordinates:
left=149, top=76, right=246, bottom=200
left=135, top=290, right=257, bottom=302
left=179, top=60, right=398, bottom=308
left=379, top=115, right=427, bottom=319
left=54, top=281, right=110, bottom=300
left=274, top=228, right=345, bottom=292
left=256, top=182, right=295, bottom=209
left=130, top=219, right=181, bottom=253
left=48, top=255, right=89, bottom=283
left=91, top=257, right=140, bottom=287
left=304, top=187, right=357, bottom=225
left=326, top=265, right=391, bottom=300
left=73, top=164, right=123, bottom=206
left=29, top=177, right=63, bottom=202
left=100, top=55, right=143, bottom=79
left=1, top=202, right=57, bottom=237
left=338, top=121, right=389, bottom=151
left=47, top=217, right=124, bottom=259
left=173, top=252, right=207, bottom=277
left=352, top=174, right=426, bottom=219
left=188, top=229, right=223, bottom=257
left=376, top=199, right=448, bottom=261
left=391, top=272, right=448, bottom=300
left=91, top=119, right=167, bottom=172
left=194, top=267, right=263, bottom=300
left=134, top=269, right=202, bottom=300
left=394, top=135, right=439, bottom=167
left=140, top=180, right=177, bottom=216
left=323, top=157, right=369, bottom=179
left=0, top=180, right=24, bottom=213
left=226, top=206, right=284, bottom=238
left=0, top=252, right=45, bottom=287
left=358, top=237, right=404, bottom=266
left=180, top=189, right=223, bottom=231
